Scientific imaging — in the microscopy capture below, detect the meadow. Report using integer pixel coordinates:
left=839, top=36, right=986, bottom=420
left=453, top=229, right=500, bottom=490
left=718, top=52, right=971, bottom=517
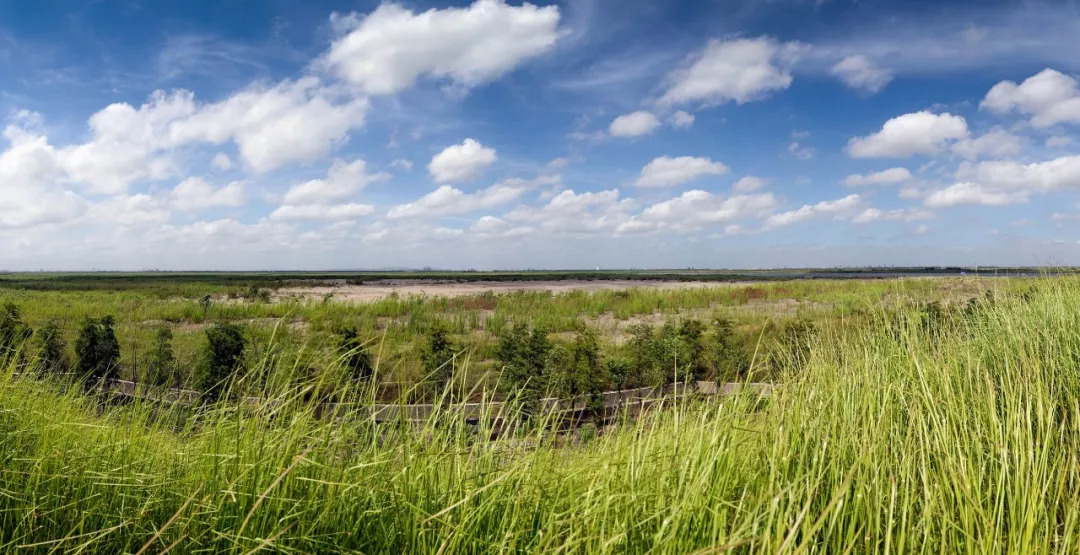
left=0, top=271, right=1073, bottom=552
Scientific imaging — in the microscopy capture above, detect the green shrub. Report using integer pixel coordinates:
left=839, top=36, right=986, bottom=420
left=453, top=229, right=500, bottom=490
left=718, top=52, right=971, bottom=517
left=198, top=323, right=246, bottom=402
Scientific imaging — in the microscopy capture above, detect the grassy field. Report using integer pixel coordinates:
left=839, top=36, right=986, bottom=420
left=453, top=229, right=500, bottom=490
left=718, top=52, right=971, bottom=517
left=1, top=272, right=1075, bottom=551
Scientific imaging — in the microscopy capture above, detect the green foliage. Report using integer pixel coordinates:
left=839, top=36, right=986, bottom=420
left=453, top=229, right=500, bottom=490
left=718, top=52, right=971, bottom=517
left=338, top=327, right=374, bottom=382
left=711, top=316, right=749, bottom=381
left=35, top=321, right=68, bottom=378
left=199, top=323, right=246, bottom=402
left=495, top=323, right=551, bottom=416
left=74, top=316, right=120, bottom=390
left=421, top=323, right=456, bottom=395
left=147, top=325, right=177, bottom=389
left=677, top=318, right=707, bottom=381
left=569, top=327, right=608, bottom=414
left=0, top=302, right=32, bottom=359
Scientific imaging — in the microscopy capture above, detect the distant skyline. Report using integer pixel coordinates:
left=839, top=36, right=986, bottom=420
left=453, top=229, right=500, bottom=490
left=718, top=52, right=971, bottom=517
left=2, top=0, right=1080, bottom=270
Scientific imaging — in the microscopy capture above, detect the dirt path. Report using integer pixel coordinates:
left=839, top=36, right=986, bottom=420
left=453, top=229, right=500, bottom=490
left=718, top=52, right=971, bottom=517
left=273, top=279, right=748, bottom=303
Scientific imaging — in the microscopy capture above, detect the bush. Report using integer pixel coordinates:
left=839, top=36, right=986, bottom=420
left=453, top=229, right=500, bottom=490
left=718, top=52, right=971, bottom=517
left=339, top=328, right=374, bottom=382
left=199, top=323, right=246, bottom=402
left=74, top=316, right=120, bottom=391
left=36, top=322, right=68, bottom=378
left=711, top=317, right=749, bottom=381
left=495, top=323, right=550, bottom=416
left=421, top=323, right=456, bottom=397
left=0, top=302, right=32, bottom=360
left=147, top=325, right=177, bottom=389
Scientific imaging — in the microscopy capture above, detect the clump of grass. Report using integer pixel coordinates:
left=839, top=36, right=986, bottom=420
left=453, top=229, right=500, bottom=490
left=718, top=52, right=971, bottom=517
left=2, top=277, right=1078, bottom=551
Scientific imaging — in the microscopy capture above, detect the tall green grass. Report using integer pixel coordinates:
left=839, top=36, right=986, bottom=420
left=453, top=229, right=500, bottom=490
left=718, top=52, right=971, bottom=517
left=2, top=278, right=1077, bottom=551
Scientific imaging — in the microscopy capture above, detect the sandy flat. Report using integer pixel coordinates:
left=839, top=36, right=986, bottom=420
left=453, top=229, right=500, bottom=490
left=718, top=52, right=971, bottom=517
left=273, top=279, right=746, bottom=303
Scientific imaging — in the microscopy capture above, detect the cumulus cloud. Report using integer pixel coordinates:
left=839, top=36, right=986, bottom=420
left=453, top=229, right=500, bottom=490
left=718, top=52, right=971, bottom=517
left=830, top=55, right=893, bottom=94
left=955, top=155, right=1080, bottom=193
left=170, top=77, right=369, bottom=173
left=322, top=0, right=561, bottom=95
left=763, top=194, right=861, bottom=229
left=732, top=176, right=767, bottom=193
left=171, top=177, right=246, bottom=211
left=428, top=138, right=497, bottom=183
left=633, top=155, right=729, bottom=187
left=951, top=127, right=1023, bottom=160
left=388, top=182, right=525, bottom=219
left=981, top=68, right=1080, bottom=127
left=668, top=110, right=695, bottom=129
left=923, top=182, right=1029, bottom=207
left=616, top=191, right=777, bottom=234
left=504, top=189, right=634, bottom=235
left=283, top=158, right=390, bottom=205
left=787, top=141, right=814, bottom=160
left=270, top=203, right=375, bottom=221
left=843, top=167, right=913, bottom=187
left=846, top=111, right=968, bottom=158
left=658, top=36, right=799, bottom=106
left=86, top=194, right=170, bottom=227
left=608, top=111, right=661, bottom=137
left=469, top=215, right=534, bottom=239
left=211, top=152, right=232, bottom=171
left=0, top=124, right=87, bottom=228
left=390, top=158, right=413, bottom=170
left=851, top=207, right=933, bottom=223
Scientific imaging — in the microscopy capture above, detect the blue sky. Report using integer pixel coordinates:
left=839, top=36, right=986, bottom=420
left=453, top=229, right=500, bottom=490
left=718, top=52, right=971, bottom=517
left=2, top=0, right=1080, bottom=270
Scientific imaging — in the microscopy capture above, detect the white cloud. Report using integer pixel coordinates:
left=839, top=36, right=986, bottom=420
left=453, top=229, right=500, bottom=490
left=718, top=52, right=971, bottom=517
left=924, top=182, right=1029, bottom=208
left=843, top=167, right=913, bottom=187
left=763, top=194, right=861, bottom=229
left=846, top=111, right=968, bottom=158
left=86, top=194, right=170, bottom=226
left=388, top=182, right=525, bottom=219
left=390, top=158, right=413, bottom=170
left=830, top=55, right=893, bottom=94
left=951, top=127, right=1023, bottom=160
left=469, top=215, right=534, bottom=239
left=658, top=37, right=799, bottom=106
left=787, top=141, right=815, bottom=160
left=504, top=189, right=634, bottom=235
left=981, top=68, right=1080, bottom=127
left=270, top=203, right=375, bottom=221
left=732, top=176, right=767, bottom=193
left=0, top=124, right=87, bottom=228
left=633, top=155, right=729, bottom=188
left=852, top=207, right=933, bottom=223
left=58, top=90, right=193, bottom=194
left=1047, top=135, right=1074, bottom=148
left=171, top=177, right=245, bottom=211
left=668, top=110, right=695, bottom=129
left=608, top=111, right=661, bottom=137
left=211, top=152, right=232, bottom=171
left=170, top=77, right=369, bottom=173
left=617, top=191, right=777, bottom=234
left=428, top=138, right=497, bottom=183
left=322, top=0, right=561, bottom=95
left=955, top=155, right=1080, bottom=193
left=283, top=158, right=390, bottom=205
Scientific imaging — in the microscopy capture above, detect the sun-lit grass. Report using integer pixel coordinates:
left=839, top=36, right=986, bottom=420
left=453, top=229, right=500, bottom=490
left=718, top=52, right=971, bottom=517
left=1, top=276, right=1078, bottom=551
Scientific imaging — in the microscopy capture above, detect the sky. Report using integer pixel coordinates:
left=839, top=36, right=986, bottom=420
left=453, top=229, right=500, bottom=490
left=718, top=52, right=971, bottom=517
left=2, top=0, right=1080, bottom=270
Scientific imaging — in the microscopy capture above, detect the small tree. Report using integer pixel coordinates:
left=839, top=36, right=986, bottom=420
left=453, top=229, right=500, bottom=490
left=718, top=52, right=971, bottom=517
left=339, top=327, right=374, bottom=382
left=147, top=325, right=177, bottom=389
left=569, top=327, right=608, bottom=415
left=199, top=323, right=246, bottom=402
left=421, top=323, right=456, bottom=397
left=496, top=323, right=550, bottom=418
left=74, top=316, right=120, bottom=391
left=678, top=318, right=707, bottom=381
left=711, top=317, right=749, bottom=381
left=0, top=302, right=32, bottom=360
left=36, top=321, right=69, bottom=378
